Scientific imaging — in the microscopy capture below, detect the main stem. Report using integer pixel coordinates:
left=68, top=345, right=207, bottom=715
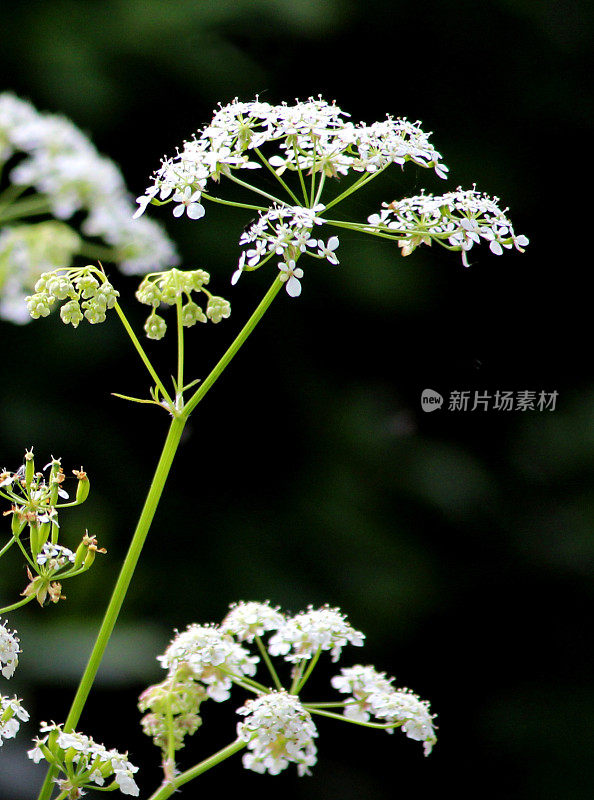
left=36, top=414, right=187, bottom=800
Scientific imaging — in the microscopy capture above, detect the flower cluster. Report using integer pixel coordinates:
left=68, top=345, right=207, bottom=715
left=141, top=602, right=433, bottom=779
left=268, top=605, right=365, bottom=663
left=134, top=97, right=447, bottom=222
left=1, top=451, right=102, bottom=609
left=0, top=695, right=29, bottom=746
left=367, top=187, right=529, bottom=267
left=135, top=267, right=230, bottom=340
left=232, top=204, right=340, bottom=296
left=157, top=623, right=259, bottom=702
left=0, top=620, right=20, bottom=679
left=0, top=91, right=178, bottom=324
left=331, top=665, right=437, bottom=755
left=138, top=667, right=205, bottom=755
left=221, top=600, right=285, bottom=642
left=28, top=722, right=139, bottom=796
left=237, top=692, right=318, bottom=776
left=25, top=265, right=119, bottom=326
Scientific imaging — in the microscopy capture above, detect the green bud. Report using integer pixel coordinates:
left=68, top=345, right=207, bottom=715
left=60, top=299, right=84, bottom=328
left=181, top=300, right=207, bottom=327
left=136, top=279, right=162, bottom=307
left=76, top=274, right=100, bottom=299
left=47, top=275, right=75, bottom=301
left=144, top=311, right=167, bottom=340
left=26, top=294, right=52, bottom=319
left=206, top=296, right=231, bottom=323
left=98, top=281, right=119, bottom=308
left=189, top=269, right=210, bottom=290
left=83, top=303, right=107, bottom=324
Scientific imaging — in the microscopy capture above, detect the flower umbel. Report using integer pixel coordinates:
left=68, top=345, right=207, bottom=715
left=140, top=602, right=433, bottom=785
left=0, top=621, right=20, bottom=679
left=28, top=722, right=140, bottom=796
left=237, top=691, right=318, bottom=776
left=0, top=694, right=29, bottom=745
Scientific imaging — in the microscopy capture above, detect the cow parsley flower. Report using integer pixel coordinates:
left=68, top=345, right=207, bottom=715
left=157, top=624, right=258, bottom=701
left=221, top=601, right=285, bottom=643
left=0, top=695, right=29, bottom=744
left=367, top=187, right=528, bottom=267
left=0, top=621, right=20, bottom=679
left=268, top=605, right=365, bottom=663
left=237, top=691, right=318, bottom=776
left=332, top=665, right=437, bottom=755
left=28, top=722, right=140, bottom=796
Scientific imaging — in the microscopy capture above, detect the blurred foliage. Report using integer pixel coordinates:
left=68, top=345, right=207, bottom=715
left=1, top=1, right=592, bottom=799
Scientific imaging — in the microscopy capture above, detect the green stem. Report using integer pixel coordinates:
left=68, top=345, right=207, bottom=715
left=36, top=414, right=187, bottom=800
left=307, top=706, right=399, bottom=730
left=225, top=172, right=285, bottom=207
left=175, top=298, right=184, bottom=402
left=112, top=302, right=174, bottom=409
left=0, top=594, right=36, bottom=614
left=183, top=275, right=283, bottom=417
left=148, top=739, right=247, bottom=800
left=0, top=536, right=17, bottom=559
left=254, top=635, right=283, bottom=690
left=253, top=147, right=301, bottom=205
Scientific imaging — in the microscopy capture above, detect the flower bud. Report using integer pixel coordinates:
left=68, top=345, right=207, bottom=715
left=144, top=311, right=167, bottom=340
left=60, top=299, right=84, bottom=328
left=206, top=296, right=231, bottom=323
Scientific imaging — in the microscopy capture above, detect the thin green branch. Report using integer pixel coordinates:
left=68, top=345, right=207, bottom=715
left=183, top=275, right=284, bottom=417
left=111, top=302, right=174, bottom=411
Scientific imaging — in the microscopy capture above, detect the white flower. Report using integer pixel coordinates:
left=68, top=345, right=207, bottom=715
left=36, top=542, right=76, bottom=568
left=331, top=664, right=394, bottom=722
left=158, top=624, right=258, bottom=701
left=28, top=722, right=140, bottom=796
left=370, top=688, right=437, bottom=755
left=221, top=601, right=285, bottom=643
left=172, top=187, right=205, bottom=220
left=332, top=665, right=437, bottom=755
left=0, top=695, right=29, bottom=744
left=268, top=605, right=365, bottom=663
left=237, top=691, right=318, bottom=776
left=367, top=187, right=528, bottom=266
left=0, top=621, right=20, bottom=679
left=278, top=260, right=304, bottom=297
left=317, top=235, right=340, bottom=265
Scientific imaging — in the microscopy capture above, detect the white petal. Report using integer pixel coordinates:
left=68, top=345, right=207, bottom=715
left=286, top=276, right=302, bottom=297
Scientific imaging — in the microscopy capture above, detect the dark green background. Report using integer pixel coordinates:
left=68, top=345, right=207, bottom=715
left=1, top=1, right=592, bottom=798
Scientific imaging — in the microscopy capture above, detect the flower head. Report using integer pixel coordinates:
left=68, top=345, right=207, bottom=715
left=221, top=601, right=285, bottom=643
left=332, top=665, right=437, bottom=755
left=0, top=621, right=20, bottom=679
left=236, top=691, right=318, bottom=776
left=268, top=605, right=365, bottom=663
left=0, top=694, right=29, bottom=744
left=157, top=624, right=258, bottom=702
left=28, top=722, right=139, bottom=796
